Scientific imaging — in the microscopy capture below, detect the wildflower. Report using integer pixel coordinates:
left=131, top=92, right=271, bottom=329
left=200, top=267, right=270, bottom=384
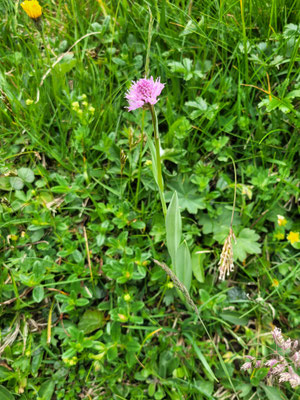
left=265, top=359, right=278, bottom=368
left=25, top=99, right=34, bottom=105
left=88, top=106, right=95, bottom=114
left=82, top=101, right=88, bottom=107
left=271, top=279, right=279, bottom=287
left=272, top=327, right=285, bottom=348
left=218, top=227, right=236, bottom=280
left=20, top=0, right=42, bottom=19
left=274, top=232, right=284, bottom=240
left=287, top=231, right=299, bottom=245
left=72, top=101, right=80, bottom=110
left=255, top=360, right=262, bottom=368
left=125, top=76, right=164, bottom=111
left=124, top=294, right=131, bottom=302
left=118, top=313, right=128, bottom=322
left=279, top=367, right=300, bottom=388
left=292, top=351, right=300, bottom=368
left=241, top=362, right=252, bottom=371
left=277, top=215, right=287, bottom=227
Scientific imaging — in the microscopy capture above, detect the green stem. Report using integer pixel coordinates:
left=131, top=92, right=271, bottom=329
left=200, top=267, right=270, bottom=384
left=149, top=105, right=167, bottom=217
left=135, top=110, right=145, bottom=209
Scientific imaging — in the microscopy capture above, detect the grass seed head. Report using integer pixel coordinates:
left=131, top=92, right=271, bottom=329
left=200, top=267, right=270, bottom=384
left=218, top=227, right=236, bottom=281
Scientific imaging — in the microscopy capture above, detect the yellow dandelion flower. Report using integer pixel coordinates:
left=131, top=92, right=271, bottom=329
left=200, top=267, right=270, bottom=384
left=21, top=0, right=42, bottom=20
left=277, top=215, right=287, bottom=227
left=287, top=231, right=299, bottom=245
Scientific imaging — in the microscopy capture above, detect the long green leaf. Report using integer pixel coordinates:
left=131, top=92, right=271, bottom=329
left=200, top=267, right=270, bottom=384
left=166, top=191, right=182, bottom=263
left=261, top=384, right=287, bottom=400
left=146, top=135, right=158, bottom=185
left=175, top=240, right=192, bottom=292
left=184, top=333, right=217, bottom=382
left=0, top=386, right=15, bottom=400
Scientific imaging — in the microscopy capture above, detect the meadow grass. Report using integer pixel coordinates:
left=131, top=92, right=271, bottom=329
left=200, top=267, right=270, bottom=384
left=0, top=0, right=299, bottom=399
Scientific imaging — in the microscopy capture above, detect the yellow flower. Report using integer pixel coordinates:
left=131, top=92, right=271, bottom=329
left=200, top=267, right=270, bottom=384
left=21, top=0, right=42, bottom=20
left=277, top=215, right=287, bottom=227
left=26, top=99, right=34, bottom=105
left=272, top=279, right=279, bottom=287
left=124, top=293, right=131, bottom=302
left=274, top=232, right=284, bottom=240
left=287, top=231, right=299, bottom=245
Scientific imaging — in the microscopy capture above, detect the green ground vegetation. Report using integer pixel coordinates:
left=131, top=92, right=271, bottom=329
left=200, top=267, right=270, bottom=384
left=0, top=0, right=299, bottom=399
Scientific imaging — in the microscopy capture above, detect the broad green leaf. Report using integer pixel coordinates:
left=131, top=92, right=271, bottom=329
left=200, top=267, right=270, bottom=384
left=166, top=191, right=182, bottom=263
left=38, top=380, right=55, bottom=400
left=18, top=167, right=35, bottom=183
left=0, top=386, right=15, bottom=400
left=250, top=368, right=269, bottom=386
left=78, top=309, right=105, bottom=334
left=54, top=54, right=77, bottom=76
left=0, top=177, right=11, bottom=191
left=166, top=178, right=205, bottom=214
left=10, top=177, right=24, bottom=190
left=175, top=241, right=192, bottom=292
left=32, top=286, right=44, bottom=303
left=192, top=247, right=206, bottom=283
left=232, top=228, right=261, bottom=261
left=220, top=311, right=249, bottom=326
left=261, top=384, right=287, bottom=400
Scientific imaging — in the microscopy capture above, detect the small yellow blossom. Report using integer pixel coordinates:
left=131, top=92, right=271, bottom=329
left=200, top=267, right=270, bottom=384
left=277, top=215, right=287, bottom=227
left=72, top=101, right=79, bottom=110
left=274, top=232, right=284, bottom=240
left=26, top=99, right=34, bottom=105
left=63, top=356, right=78, bottom=366
left=124, top=293, right=131, bottom=302
left=145, top=160, right=152, bottom=166
left=125, top=271, right=131, bottom=278
left=118, top=313, right=128, bottom=322
left=166, top=282, right=174, bottom=289
left=82, top=101, right=88, bottom=107
left=81, top=94, right=87, bottom=100
left=21, top=0, right=42, bottom=19
left=88, top=106, right=95, bottom=114
left=271, top=279, right=279, bottom=287
left=77, top=109, right=83, bottom=116
left=287, top=231, right=299, bottom=245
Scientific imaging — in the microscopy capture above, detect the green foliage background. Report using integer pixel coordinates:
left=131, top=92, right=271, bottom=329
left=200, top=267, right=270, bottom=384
left=0, top=0, right=299, bottom=399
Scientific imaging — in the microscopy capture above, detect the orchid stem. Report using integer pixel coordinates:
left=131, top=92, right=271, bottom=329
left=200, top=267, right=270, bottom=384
left=149, top=105, right=167, bottom=218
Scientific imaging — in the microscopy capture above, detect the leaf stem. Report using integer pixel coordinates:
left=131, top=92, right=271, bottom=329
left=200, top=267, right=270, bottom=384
left=230, top=156, right=237, bottom=228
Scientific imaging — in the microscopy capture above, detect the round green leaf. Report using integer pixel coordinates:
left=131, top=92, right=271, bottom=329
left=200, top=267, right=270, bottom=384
left=18, top=167, right=35, bottom=183
left=10, top=177, right=24, bottom=190
left=78, top=309, right=105, bottom=333
left=32, top=286, right=44, bottom=303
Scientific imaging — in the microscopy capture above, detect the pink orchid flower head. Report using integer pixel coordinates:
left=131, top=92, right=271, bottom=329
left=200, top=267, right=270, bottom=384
left=125, top=76, right=164, bottom=111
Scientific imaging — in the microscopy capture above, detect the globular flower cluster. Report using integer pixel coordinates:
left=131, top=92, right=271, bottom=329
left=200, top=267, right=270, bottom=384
left=125, top=77, right=164, bottom=111
left=241, top=326, right=300, bottom=388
